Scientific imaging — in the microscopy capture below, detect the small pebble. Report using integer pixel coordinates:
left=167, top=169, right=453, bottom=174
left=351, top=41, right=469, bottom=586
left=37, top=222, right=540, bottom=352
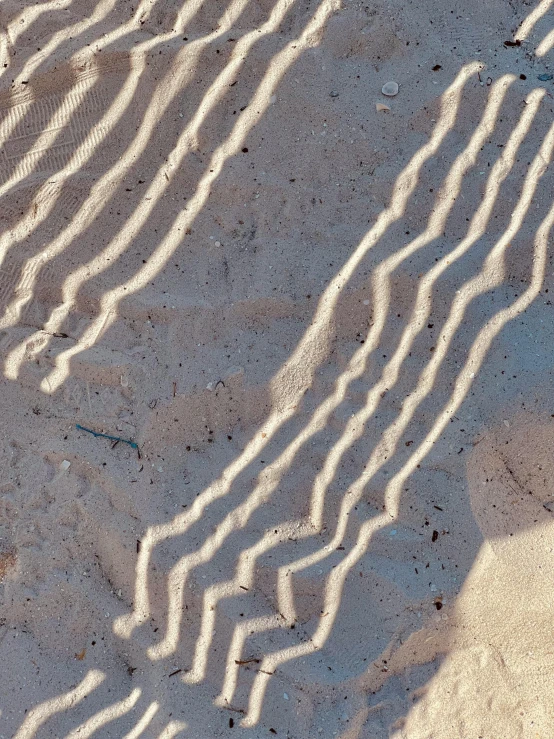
left=60, top=460, right=71, bottom=471
left=381, top=81, right=399, bottom=97
left=330, top=90, right=339, bottom=97
left=214, top=241, right=221, bottom=247
left=283, top=693, right=289, bottom=700
left=363, top=299, right=370, bottom=305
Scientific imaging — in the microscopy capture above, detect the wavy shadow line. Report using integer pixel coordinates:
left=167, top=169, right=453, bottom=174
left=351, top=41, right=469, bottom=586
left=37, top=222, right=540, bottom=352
left=0, top=0, right=220, bottom=288
left=1, top=0, right=302, bottom=381
left=114, top=61, right=480, bottom=649
left=179, top=72, right=534, bottom=680
left=201, top=79, right=548, bottom=710
left=241, top=116, right=554, bottom=728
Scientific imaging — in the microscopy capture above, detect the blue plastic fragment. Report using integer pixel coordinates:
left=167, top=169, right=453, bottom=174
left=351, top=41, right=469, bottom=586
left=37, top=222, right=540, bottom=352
left=538, top=74, right=553, bottom=81
left=76, top=423, right=139, bottom=450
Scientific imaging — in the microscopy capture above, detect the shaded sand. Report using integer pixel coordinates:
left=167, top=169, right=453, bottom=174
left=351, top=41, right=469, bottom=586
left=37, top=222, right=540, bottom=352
left=0, top=0, right=554, bottom=736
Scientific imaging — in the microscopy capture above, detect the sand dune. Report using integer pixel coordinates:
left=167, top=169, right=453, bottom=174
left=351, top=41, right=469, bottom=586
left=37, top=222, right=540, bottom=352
left=0, top=0, right=553, bottom=736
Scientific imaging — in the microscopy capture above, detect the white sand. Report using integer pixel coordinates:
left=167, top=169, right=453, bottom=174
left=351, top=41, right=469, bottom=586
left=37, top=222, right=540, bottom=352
left=0, top=0, right=553, bottom=736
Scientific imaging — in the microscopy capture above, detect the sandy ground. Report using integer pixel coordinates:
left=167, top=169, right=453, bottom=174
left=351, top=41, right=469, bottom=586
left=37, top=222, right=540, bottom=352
left=0, top=0, right=553, bottom=736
